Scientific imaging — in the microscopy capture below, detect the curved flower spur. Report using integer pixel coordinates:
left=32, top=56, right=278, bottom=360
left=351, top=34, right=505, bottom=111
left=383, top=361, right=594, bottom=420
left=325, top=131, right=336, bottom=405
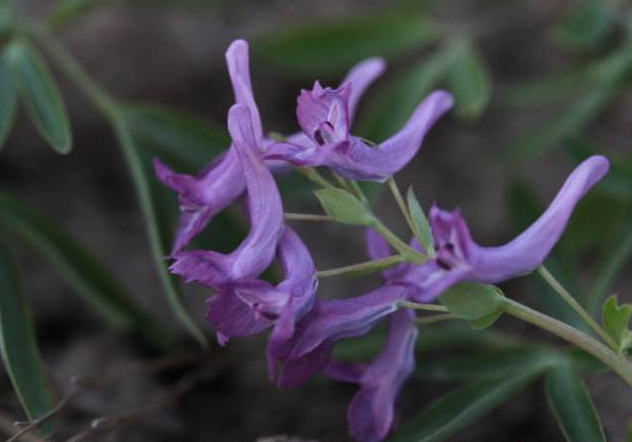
left=154, top=40, right=388, bottom=254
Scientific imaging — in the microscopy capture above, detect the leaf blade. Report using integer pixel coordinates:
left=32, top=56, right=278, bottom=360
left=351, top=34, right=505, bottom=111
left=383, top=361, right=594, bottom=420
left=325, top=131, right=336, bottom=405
left=0, top=47, right=18, bottom=150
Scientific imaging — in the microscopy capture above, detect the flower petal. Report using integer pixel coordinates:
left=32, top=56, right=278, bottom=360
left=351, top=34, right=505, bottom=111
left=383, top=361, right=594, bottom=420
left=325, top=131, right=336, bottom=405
left=342, top=58, right=386, bottom=121
left=296, top=81, right=351, bottom=144
left=206, top=291, right=270, bottom=343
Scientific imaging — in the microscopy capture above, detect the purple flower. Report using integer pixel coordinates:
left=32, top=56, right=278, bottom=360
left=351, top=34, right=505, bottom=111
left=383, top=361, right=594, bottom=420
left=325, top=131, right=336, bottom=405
left=205, top=225, right=317, bottom=345
left=264, top=82, right=453, bottom=181
left=169, top=103, right=284, bottom=289
left=155, top=41, right=387, bottom=254
left=268, top=284, right=407, bottom=389
left=324, top=310, right=417, bottom=442
left=394, top=155, right=610, bottom=302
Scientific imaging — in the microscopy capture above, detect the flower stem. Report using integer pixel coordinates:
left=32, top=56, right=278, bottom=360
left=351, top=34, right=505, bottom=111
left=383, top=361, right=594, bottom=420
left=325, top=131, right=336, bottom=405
left=387, top=177, right=417, bottom=238
left=372, top=219, right=427, bottom=264
left=538, top=266, right=618, bottom=350
left=296, top=167, right=336, bottom=189
left=501, top=297, right=632, bottom=388
left=284, top=213, right=334, bottom=222
left=317, top=255, right=405, bottom=278
left=398, top=300, right=449, bottom=312
left=415, top=313, right=458, bottom=326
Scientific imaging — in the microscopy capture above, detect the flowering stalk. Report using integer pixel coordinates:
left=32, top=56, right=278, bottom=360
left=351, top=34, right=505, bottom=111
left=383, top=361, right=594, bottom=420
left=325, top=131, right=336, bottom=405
left=317, top=255, right=405, bottom=279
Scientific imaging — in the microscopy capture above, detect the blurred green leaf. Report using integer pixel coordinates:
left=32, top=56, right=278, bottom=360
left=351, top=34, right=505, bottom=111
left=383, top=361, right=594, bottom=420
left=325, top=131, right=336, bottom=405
left=406, top=187, right=434, bottom=256
left=446, top=38, right=491, bottom=120
left=497, top=69, right=590, bottom=107
left=254, top=12, right=439, bottom=76
left=601, top=296, right=632, bottom=353
left=553, top=1, right=612, bottom=52
left=439, top=282, right=504, bottom=321
left=315, top=188, right=374, bottom=225
left=7, top=41, right=72, bottom=154
left=122, top=105, right=229, bottom=172
left=0, top=0, right=14, bottom=33
left=388, top=365, right=545, bottom=442
left=359, top=42, right=457, bottom=142
left=0, top=242, right=53, bottom=436
left=0, top=46, right=17, bottom=150
left=546, top=367, right=605, bottom=442
left=115, top=120, right=207, bottom=347
left=0, top=189, right=169, bottom=344
left=508, top=181, right=587, bottom=329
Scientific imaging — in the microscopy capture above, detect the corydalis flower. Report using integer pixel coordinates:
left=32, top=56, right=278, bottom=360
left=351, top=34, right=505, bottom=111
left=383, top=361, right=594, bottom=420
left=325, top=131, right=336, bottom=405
left=324, top=310, right=417, bottom=442
left=169, top=103, right=283, bottom=289
left=395, top=155, right=610, bottom=302
left=265, top=81, right=453, bottom=181
left=206, top=225, right=317, bottom=346
left=155, top=41, right=387, bottom=254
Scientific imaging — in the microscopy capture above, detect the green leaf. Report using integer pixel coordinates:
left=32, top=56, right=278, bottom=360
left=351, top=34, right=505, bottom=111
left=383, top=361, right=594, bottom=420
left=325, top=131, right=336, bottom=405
left=552, top=1, right=612, bottom=52
left=0, top=189, right=169, bottom=345
left=254, top=12, right=439, bottom=75
left=388, top=366, right=545, bottom=442
left=0, top=242, right=54, bottom=436
left=0, top=46, right=18, bottom=150
left=546, top=367, right=606, bottom=442
left=602, top=296, right=632, bottom=352
left=406, top=187, right=434, bottom=257
left=497, top=69, right=590, bottom=107
left=468, top=309, right=502, bottom=330
left=446, top=38, right=491, bottom=120
left=7, top=41, right=72, bottom=153
left=439, top=282, right=504, bottom=321
left=0, top=0, right=14, bottom=33
left=122, top=105, right=229, bottom=172
left=115, top=120, right=207, bottom=347
left=315, top=188, right=374, bottom=225
left=359, top=42, right=457, bottom=142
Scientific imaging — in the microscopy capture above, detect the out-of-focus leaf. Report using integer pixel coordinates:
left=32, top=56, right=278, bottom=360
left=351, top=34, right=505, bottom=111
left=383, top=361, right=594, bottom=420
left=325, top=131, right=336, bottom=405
left=446, top=38, right=491, bottom=120
left=601, top=296, right=632, bottom=352
left=406, top=187, right=434, bottom=256
left=315, top=188, right=374, bottom=225
left=546, top=367, right=606, bottom=442
left=0, top=0, right=13, bottom=33
left=254, top=12, right=439, bottom=75
left=0, top=47, right=17, bottom=150
left=122, top=105, right=229, bottom=172
left=508, top=181, right=587, bottom=329
left=553, top=1, right=612, bottom=52
left=388, top=365, right=545, bottom=442
left=0, top=189, right=169, bottom=344
left=497, top=69, right=590, bottom=107
left=359, top=42, right=457, bottom=142
left=0, top=242, right=54, bottom=436
left=416, top=345, right=557, bottom=382
left=439, top=282, right=504, bottom=321
left=115, top=120, right=207, bottom=347
left=7, top=41, right=72, bottom=153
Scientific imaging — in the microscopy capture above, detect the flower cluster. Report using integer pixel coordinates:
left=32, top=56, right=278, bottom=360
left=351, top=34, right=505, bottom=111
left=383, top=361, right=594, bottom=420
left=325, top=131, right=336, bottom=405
left=154, top=39, right=610, bottom=442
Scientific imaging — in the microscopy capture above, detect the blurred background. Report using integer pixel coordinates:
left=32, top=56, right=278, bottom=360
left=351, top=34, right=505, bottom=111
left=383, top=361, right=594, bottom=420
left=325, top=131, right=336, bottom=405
left=1, top=0, right=632, bottom=441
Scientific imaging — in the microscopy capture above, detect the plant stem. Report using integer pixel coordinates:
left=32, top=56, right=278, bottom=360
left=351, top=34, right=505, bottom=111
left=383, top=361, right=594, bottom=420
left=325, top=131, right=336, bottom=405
left=387, top=177, right=417, bottom=238
left=415, top=313, right=458, bottom=326
left=317, top=255, right=404, bottom=278
left=538, top=266, right=617, bottom=350
left=501, top=297, right=632, bottom=388
left=398, top=300, right=449, bottom=312
left=372, top=219, right=427, bottom=264
left=284, top=213, right=334, bottom=222
left=296, top=167, right=336, bottom=189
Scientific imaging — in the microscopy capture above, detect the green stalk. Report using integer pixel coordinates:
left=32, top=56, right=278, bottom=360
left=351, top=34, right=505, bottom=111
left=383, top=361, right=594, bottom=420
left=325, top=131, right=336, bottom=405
left=317, top=255, right=405, bottom=278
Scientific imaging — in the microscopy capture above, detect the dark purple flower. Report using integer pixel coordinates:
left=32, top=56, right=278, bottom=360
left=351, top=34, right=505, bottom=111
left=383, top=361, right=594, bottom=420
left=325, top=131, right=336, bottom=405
left=169, top=103, right=284, bottom=289
left=155, top=41, right=387, bottom=254
left=324, top=310, right=417, bottom=442
left=394, top=155, right=610, bottom=302
left=264, top=82, right=453, bottom=181
left=205, top=226, right=317, bottom=345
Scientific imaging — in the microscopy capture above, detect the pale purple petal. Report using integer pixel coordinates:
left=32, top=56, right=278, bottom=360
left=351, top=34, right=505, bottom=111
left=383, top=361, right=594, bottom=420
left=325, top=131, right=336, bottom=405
left=170, top=104, right=284, bottom=288
left=296, top=81, right=351, bottom=144
left=277, top=341, right=335, bottom=389
left=342, top=58, right=386, bottom=121
left=206, top=291, right=270, bottom=342
left=348, top=310, right=417, bottom=442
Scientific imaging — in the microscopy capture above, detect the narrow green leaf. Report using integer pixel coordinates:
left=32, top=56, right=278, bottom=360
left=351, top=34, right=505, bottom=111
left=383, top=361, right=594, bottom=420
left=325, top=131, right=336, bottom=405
left=602, top=296, right=632, bottom=352
left=8, top=41, right=72, bottom=153
left=0, top=242, right=54, bottom=436
left=315, top=188, right=374, bottom=225
left=446, top=38, right=491, bottom=120
left=0, top=189, right=169, bottom=344
left=546, top=367, right=606, bottom=442
left=359, top=42, right=457, bottom=142
left=406, top=187, right=434, bottom=257
left=122, top=105, right=229, bottom=172
left=552, top=1, right=612, bottom=52
left=0, top=47, right=17, bottom=150
left=439, top=282, right=504, bottom=321
left=254, top=12, right=439, bottom=75
left=115, top=120, right=207, bottom=347
left=389, top=367, right=545, bottom=442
